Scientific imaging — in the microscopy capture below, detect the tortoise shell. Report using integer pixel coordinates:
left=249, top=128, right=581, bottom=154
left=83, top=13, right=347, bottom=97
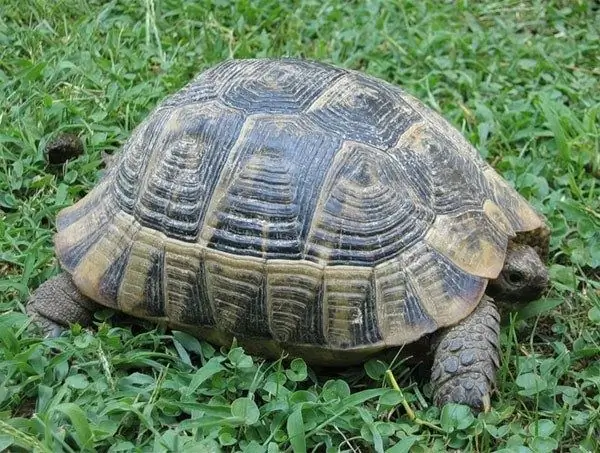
left=53, top=58, right=547, bottom=362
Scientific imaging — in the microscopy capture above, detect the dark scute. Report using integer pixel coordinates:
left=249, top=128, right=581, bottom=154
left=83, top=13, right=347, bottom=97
left=424, top=136, right=490, bottom=214
left=323, top=274, right=383, bottom=349
left=231, top=276, right=271, bottom=338
left=112, top=112, right=174, bottom=214
left=437, top=250, right=488, bottom=300
left=207, top=260, right=269, bottom=339
left=59, top=227, right=105, bottom=273
left=288, top=284, right=327, bottom=345
left=355, top=275, right=382, bottom=345
left=391, top=148, right=434, bottom=206
left=157, top=63, right=223, bottom=108
left=403, top=280, right=435, bottom=327
left=217, top=59, right=346, bottom=114
left=207, top=116, right=342, bottom=258
left=56, top=201, right=94, bottom=235
left=57, top=196, right=117, bottom=273
left=306, top=144, right=435, bottom=265
left=99, top=244, right=132, bottom=306
left=144, top=250, right=166, bottom=317
left=306, top=72, right=421, bottom=149
left=134, top=105, right=246, bottom=241
left=177, top=261, right=216, bottom=327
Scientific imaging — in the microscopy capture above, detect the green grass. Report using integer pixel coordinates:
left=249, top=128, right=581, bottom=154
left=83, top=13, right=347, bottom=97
left=1, top=0, right=599, bottom=451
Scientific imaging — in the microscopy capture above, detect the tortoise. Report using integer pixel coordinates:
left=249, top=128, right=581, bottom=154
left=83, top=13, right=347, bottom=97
left=28, top=58, right=550, bottom=412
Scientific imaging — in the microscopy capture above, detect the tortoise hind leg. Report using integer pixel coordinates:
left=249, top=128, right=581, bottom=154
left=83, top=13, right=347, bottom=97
left=430, top=296, right=500, bottom=412
left=27, top=273, right=102, bottom=337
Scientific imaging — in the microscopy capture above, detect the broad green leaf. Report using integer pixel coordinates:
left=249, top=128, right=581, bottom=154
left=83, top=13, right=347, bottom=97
left=231, top=397, right=260, bottom=425
left=285, top=358, right=308, bottom=382
left=286, top=407, right=306, bottom=453
left=107, top=441, right=136, bottom=452
left=0, top=435, right=13, bottom=451
left=530, top=436, right=559, bottom=452
left=588, top=306, right=600, bottom=324
left=385, top=436, right=420, bottom=453
left=516, top=372, right=548, bottom=396
left=529, top=419, right=556, bottom=437
left=172, top=338, right=192, bottom=366
left=360, top=423, right=384, bottom=453
left=516, top=298, right=563, bottom=320
left=172, top=330, right=204, bottom=355
left=321, top=379, right=351, bottom=402
left=228, top=347, right=254, bottom=368
left=65, top=374, right=90, bottom=390
left=440, top=404, right=475, bottom=432
left=334, top=388, right=389, bottom=408
left=242, top=440, right=266, bottom=453
left=186, top=357, right=225, bottom=394
left=364, top=359, right=388, bottom=380
left=54, top=403, right=94, bottom=450
left=378, top=389, right=405, bottom=407
left=218, top=430, right=237, bottom=446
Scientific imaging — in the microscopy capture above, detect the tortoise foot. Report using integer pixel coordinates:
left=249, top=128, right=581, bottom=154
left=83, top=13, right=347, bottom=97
left=430, top=297, right=500, bottom=413
left=433, top=373, right=492, bottom=413
left=27, top=273, right=100, bottom=337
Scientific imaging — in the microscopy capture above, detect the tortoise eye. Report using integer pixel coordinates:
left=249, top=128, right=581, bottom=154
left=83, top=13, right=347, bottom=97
left=506, top=271, right=525, bottom=285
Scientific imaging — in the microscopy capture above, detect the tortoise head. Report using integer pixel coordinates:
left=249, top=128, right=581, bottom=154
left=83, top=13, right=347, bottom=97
left=486, top=242, right=549, bottom=304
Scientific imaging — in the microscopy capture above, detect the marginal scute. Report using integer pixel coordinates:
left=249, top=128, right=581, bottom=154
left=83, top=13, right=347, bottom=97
left=203, top=249, right=269, bottom=338
left=117, top=226, right=166, bottom=318
left=55, top=177, right=120, bottom=275
left=322, top=266, right=381, bottom=348
left=483, top=167, right=544, bottom=233
left=374, top=258, right=437, bottom=345
left=164, top=241, right=215, bottom=327
left=374, top=241, right=487, bottom=346
left=400, top=243, right=487, bottom=324
left=55, top=217, right=109, bottom=274
left=68, top=212, right=140, bottom=308
left=425, top=210, right=509, bottom=279
left=266, top=260, right=324, bottom=343
left=98, top=244, right=132, bottom=305
left=56, top=176, right=112, bottom=232
left=483, top=199, right=514, bottom=237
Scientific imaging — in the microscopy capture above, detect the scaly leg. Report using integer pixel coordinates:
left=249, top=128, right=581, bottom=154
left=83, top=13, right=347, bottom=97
left=430, top=296, right=500, bottom=412
left=27, top=273, right=101, bottom=337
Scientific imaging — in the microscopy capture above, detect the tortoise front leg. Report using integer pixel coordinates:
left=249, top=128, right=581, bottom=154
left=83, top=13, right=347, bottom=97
left=430, top=296, right=500, bottom=412
left=27, top=273, right=102, bottom=337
